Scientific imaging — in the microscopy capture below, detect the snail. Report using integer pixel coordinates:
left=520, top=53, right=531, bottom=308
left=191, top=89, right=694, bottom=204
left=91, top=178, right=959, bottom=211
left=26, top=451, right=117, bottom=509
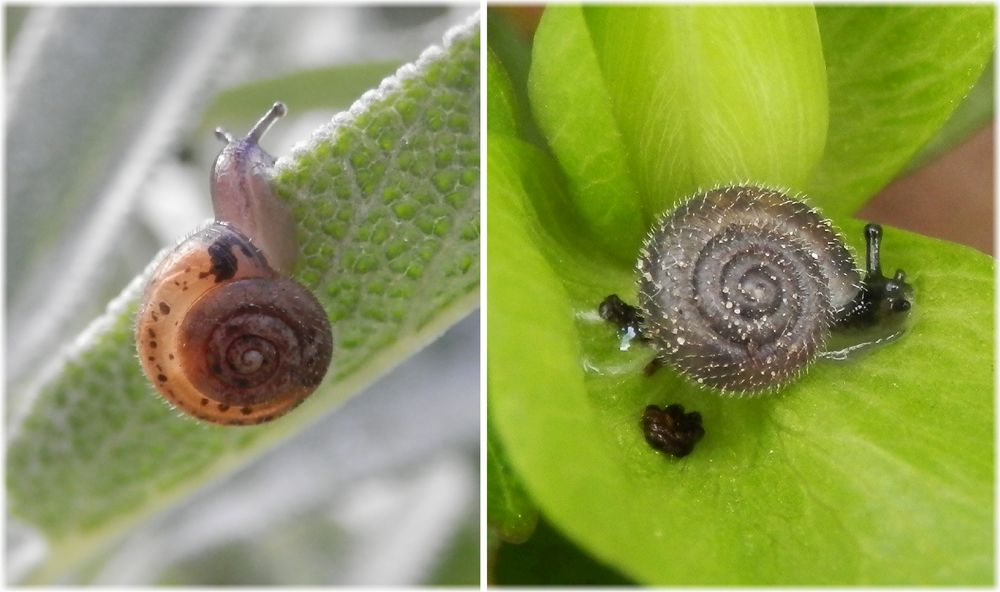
left=600, top=184, right=912, bottom=395
left=136, top=102, right=333, bottom=425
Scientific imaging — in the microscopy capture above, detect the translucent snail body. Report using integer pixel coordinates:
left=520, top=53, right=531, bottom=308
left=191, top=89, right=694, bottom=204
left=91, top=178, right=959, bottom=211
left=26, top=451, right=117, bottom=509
left=137, top=103, right=333, bottom=425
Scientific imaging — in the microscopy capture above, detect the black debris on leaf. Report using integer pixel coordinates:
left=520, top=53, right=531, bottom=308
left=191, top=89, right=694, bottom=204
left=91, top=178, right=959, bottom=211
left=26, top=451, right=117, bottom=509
left=641, top=404, right=705, bottom=458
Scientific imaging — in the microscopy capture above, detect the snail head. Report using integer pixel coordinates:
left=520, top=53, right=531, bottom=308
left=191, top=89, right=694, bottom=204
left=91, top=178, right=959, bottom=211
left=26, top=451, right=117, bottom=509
left=835, top=224, right=913, bottom=327
left=863, top=223, right=912, bottom=316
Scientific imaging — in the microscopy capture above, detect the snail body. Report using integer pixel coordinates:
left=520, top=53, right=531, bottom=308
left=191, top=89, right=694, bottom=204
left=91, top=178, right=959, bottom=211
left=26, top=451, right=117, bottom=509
left=602, top=184, right=911, bottom=395
left=137, top=103, right=333, bottom=425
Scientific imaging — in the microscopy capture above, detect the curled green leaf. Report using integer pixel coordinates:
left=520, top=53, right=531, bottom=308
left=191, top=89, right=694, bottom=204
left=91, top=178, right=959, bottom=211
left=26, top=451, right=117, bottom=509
left=529, top=5, right=828, bottom=259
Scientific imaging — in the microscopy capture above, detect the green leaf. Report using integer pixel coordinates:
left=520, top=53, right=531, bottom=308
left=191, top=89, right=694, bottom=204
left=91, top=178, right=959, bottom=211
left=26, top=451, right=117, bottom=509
left=486, top=406, right=538, bottom=544
left=493, top=517, right=632, bottom=585
left=487, top=48, right=520, bottom=137
left=8, top=17, right=479, bottom=583
left=905, top=57, right=994, bottom=172
left=529, top=6, right=828, bottom=260
left=489, top=126, right=994, bottom=583
left=486, top=8, right=545, bottom=147
left=808, top=5, right=995, bottom=217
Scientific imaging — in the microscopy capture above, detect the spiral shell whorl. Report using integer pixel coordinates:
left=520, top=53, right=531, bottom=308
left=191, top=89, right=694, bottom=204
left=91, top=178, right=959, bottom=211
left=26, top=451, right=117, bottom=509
left=180, top=278, right=332, bottom=409
left=636, top=185, right=860, bottom=394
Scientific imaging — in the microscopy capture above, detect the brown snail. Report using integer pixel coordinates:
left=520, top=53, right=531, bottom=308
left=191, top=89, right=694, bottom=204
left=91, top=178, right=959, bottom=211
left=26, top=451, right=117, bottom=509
left=136, top=102, right=333, bottom=425
left=600, top=184, right=912, bottom=395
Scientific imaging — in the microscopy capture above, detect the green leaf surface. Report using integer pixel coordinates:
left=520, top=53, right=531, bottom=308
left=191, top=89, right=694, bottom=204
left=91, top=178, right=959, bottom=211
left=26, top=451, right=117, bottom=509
left=906, top=57, right=994, bottom=172
left=8, top=18, right=479, bottom=583
left=486, top=48, right=519, bottom=137
left=494, top=517, right=632, bottom=586
left=486, top=408, right=538, bottom=544
left=486, top=8, right=545, bottom=148
left=489, top=129, right=994, bottom=583
left=808, top=5, right=995, bottom=217
left=529, top=6, right=828, bottom=261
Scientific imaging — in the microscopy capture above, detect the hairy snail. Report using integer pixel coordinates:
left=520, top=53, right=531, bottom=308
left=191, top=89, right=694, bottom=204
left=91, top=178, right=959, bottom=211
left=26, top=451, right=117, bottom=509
left=601, top=184, right=912, bottom=395
left=136, top=102, right=333, bottom=425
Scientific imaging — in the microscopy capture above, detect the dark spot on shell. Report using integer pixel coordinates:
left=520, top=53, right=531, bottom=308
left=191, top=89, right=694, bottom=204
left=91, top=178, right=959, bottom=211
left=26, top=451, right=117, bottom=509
left=185, top=266, right=191, bottom=273
left=240, top=406, right=253, bottom=415
left=159, top=302, right=171, bottom=315
left=201, top=398, right=209, bottom=406
left=147, top=328, right=156, bottom=338
left=149, top=340, right=157, bottom=349
left=151, top=311, right=159, bottom=322
left=147, top=356, right=155, bottom=362
left=168, top=353, right=175, bottom=360
left=200, top=236, right=243, bottom=282
left=217, top=403, right=230, bottom=412
left=157, top=374, right=168, bottom=383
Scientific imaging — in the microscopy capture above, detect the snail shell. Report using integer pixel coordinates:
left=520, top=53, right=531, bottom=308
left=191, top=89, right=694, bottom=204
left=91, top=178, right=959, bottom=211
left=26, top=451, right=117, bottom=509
left=136, top=103, right=333, bottom=425
left=636, top=185, right=861, bottom=395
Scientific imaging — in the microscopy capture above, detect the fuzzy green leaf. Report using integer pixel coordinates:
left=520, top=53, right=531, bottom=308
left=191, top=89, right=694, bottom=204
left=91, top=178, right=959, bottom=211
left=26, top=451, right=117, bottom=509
left=8, top=17, right=479, bottom=583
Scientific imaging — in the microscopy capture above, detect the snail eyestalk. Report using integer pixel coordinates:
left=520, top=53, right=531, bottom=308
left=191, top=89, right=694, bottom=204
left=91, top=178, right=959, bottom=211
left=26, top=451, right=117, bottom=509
left=214, top=127, right=235, bottom=144
left=865, top=223, right=883, bottom=278
left=248, top=101, right=287, bottom=143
